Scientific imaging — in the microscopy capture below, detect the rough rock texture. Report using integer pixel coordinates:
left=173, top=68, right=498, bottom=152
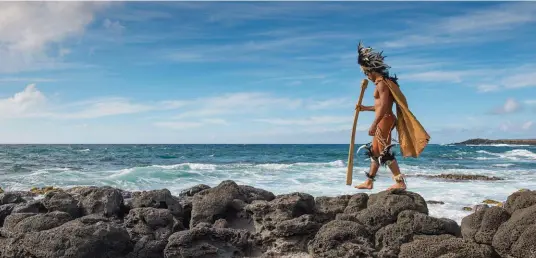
left=314, top=195, right=352, bottom=223
left=190, top=181, right=243, bottom=228
left=164, top=227, right=257, bottom=258
left=176, top=184, right=210, bottom=230
left=492, top=204, right=536, bottom=258
left=503, top=189, right=536, bottom=214
left=0, top=192, right=26, bottom=205
left=0, top=182, right=534, bottom=258
left=246, top=192, right=319, bottom=257
left=308, top=220, right=374, bottom=258
left=66, top=186, right=124, bottom=217
left=238, top=185, right=276, bottom=203
left=125, top=208, right=179, bottom=242
left=0, top=204, right=16, bottom=227
left=462, top=206, right=510, bottom=245
left=129, top=236, right=168, bottom=258
left=338, top=189, right=429, bottom=234
left=399, top=235, right=497, bottom=258
left=344, top=193, right=369, bottom=214
left=132, top=189, right=183, bottom=219
left=12, top=200, right=47, bottom=214
left=179, top=184, right=211, bottom=198
left=124, top=207, right=181, bottom=258
left=375, top=210, right=461, bottom=257
left=3, top=211, right=72, bottom=235
left=42, top=191, right=81, bottom=218
left=189, top=181, right=273, bottom=231
left=2, top=215, right=132, bottom=258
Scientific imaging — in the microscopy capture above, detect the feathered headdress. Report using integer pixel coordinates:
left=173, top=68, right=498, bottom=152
left=357, top=41, right=397, bottom=82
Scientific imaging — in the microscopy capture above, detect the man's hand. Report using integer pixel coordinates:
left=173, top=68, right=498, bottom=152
left=368, top=123, right=377, bottom=136
left=357, top=105, right=374, bottom=112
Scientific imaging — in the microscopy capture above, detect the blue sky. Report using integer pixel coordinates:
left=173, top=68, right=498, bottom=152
left=0, top=1, right=535, bottom=144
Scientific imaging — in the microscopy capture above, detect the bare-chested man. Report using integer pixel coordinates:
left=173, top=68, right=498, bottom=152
left=354, top=72, right=404, bottom=190
left=352, top=41, right=430, bottom=190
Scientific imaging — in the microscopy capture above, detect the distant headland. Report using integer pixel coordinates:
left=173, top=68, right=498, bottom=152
left=454, top=138, right=536, bottom=145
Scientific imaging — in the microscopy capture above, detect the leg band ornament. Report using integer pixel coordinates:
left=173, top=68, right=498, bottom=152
left=378, top=144, right=396, bottom=167
left=365, top=172, right=376, bottom=181
left=357, top=143, right=379, bottom=164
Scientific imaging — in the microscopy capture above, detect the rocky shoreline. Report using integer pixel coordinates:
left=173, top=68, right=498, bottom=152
left=0, top=181, right=535, bottom=258
left=454, top=138, right=536, bottom=145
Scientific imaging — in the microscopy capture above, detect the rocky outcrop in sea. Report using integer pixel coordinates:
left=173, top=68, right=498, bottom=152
left=454, top=138, right=536, bottom=145
left=0, top=181, right=535, bottom=258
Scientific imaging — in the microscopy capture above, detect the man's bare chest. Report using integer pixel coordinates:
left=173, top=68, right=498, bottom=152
left=373, top=89, right=379, bottom=99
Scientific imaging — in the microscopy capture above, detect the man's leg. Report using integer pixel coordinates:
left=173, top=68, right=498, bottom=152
left=354, top=153, right=379, bottom=189
left=377, top=115, right=406, bottom=190
left=386, top=159, right=406, bottom=190
left=355, top=136, right=382, bottom=190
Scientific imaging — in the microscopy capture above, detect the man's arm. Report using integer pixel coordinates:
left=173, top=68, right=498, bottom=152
left=371, top=81, right=390, bottom=126
left=357, top=105, right=375, bottom=111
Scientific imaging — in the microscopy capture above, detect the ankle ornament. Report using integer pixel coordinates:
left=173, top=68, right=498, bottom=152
left=365, top=172, right=376, bottom=181
left=393, top=174, right=405, bottom=183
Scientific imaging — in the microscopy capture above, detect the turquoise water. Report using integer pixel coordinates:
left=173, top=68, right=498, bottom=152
left=1, top=144, right=535, bottom=224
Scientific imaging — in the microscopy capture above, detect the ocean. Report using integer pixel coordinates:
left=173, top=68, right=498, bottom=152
left=1, top=144, right=535, bottom=224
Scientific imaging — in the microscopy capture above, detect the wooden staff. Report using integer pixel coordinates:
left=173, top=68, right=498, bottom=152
left=346, top=79, right=369, bottom=186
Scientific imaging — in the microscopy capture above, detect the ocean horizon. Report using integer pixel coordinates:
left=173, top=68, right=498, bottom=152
left=1, top=143, right=535, bottom=225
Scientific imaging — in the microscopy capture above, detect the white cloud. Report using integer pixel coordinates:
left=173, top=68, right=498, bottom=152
left=154, top=121, right=204, bottom=130
left=403, top=71, right=466, bottom=83
left=103, top=18, right=125, bottom=33
left=255, top=116, right=350, bottom=126
left=502, top=99, right=521, bottom=113
left=399, top=65, right=536, bottom=92
left=0, top=2, right=110, bottom=73
left=0, top=84, right=183, bottom=120
left=477, top=84, right=500, bottom=93
left=169, top=92, right=355, bottom=120
left=59, top=98, right=152, bottom=119
left=492, top=98, right=521, bottom=114
left=306, top=98, right=350, bottom=110
left=0, top=84, right=48, bottom=118
left=110, top=9, right=173, bottom=22
left=499, top=120, right=534, bottom=132
left=525, top=100, right=536, bottom=105
left=148, top=92, right=354, bottom=130
left=522, top=121, right=533, bottom=130
left=383, top=2, right=536, bottom=48
left=172, top=92, right=303, bottom=119
left=2, top=85, right=354, bottom=134
left=0, top=77, right=58, bottom=83
left=501, top=70, right=536, bottom=89
left=154, top=118, right=228, bottom=130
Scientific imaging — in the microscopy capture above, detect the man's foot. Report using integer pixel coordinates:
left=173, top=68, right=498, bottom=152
left=355, top=179, right=373, bottom=189
left=387, top=174, right=406, bottom=190
left=387, top=182, right=406, bottom=190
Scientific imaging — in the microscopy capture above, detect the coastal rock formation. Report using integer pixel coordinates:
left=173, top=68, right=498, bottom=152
left=411, top=174, right=504, bottom=181
left=0, top=181, right=533, bottom=257
left=66, top=186, right=124, bottom=217
left=455, top=138, right=536, bottom=145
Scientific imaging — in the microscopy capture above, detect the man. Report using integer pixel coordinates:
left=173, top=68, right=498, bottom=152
left=353, top=41, right=430, bottom=190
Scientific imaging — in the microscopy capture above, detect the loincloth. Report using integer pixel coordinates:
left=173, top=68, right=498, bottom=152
left=357, top=113, right=398, bottom=166
left=373, top=113, right=396, bottom=154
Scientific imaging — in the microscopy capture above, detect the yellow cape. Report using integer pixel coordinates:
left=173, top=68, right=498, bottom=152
left=382, top=78, right=430, bottom=158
